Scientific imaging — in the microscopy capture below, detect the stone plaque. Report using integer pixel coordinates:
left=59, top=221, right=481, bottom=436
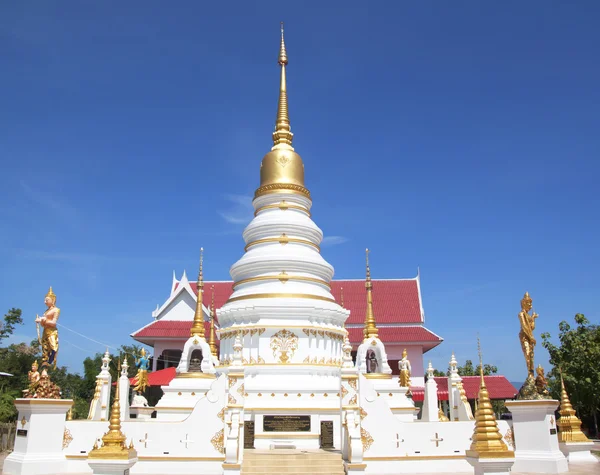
left=263, top=415, right=311, bottom=432
left=244, top=421, right=255, bottom=448
left=320, top=420, right=334, bottom=449
left=17, top=429, right=27, bottom=437
left=550, top=428, right=557, bottom=435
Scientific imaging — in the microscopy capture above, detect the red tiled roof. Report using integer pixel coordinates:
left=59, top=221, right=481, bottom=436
left=132, top=320, right=210, bottom=340
left=346, top=326, right=442, bottom=345
left=129, top=366, right=176, bottom=387
left=411, top=376, right=517, bottom=401
left=180, top=279, right=422, bottom=325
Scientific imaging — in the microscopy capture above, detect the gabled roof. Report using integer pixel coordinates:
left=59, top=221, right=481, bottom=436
left=410, top=376, right=518, bottom=401
left=174, top=278, right=424, bottom=325
left=132, top=320, right=212, bottom=345
left=346, top=326, right=442, bottom=351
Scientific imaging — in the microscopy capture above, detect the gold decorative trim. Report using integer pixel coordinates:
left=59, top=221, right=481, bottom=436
left=154, top=406, right=195, bottom=410
left=211, top=428, right=225, bottom=454
left=347, top=463, right=367, bottom=469
left=233, top=275, right=330, bottom=289
left=217, top=407, right=225, bottom=421
left=175, top=373, right=217, bottom=379
left=254, top=202, right=311, bottom=217
left=364, top=373, right=393, bottom=379
left=226, top=293, right=336, bottom=304
left=67, top=455, right=226, bottom=461
left=361, top=427, right=374, bottom=452
left=15, top=399, right=73, bottom=406
left=254, top=183, right=311, bottom=199
left=364, top=455, right=465, bottom=461
left=62, top=428, right=73, bottom=449
left=254, top=433, right=319, bottom=439
left=222, top=463, right=241, bottom=469
left=218, top=324, right=345, bottom=340
left=245, top=236, right=320, bottom=252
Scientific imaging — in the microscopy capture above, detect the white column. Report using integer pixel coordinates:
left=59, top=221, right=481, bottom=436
left=422, top=362, right=439, bottom=422
left=447, top=352, right=461, bottom=421
left=119, top=359, right=130, bottom=421
left=3, top=399, right=73, bottom=475
left=506, top=400, right=568, bottom=473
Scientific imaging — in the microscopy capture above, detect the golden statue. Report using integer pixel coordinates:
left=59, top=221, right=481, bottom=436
left=23, top=361, right=41, bottom=396
left=399, top=349, right=412, bottom=387
left=518, top=292, right=538, bottom=376
left=535, top=364, right=550, bottom=397
left=35, top=287, right=60, bottom=369
left=133, top=348, right=150, bottom=393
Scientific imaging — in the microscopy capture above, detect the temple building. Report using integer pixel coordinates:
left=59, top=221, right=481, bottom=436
left=131, top=273, right=442, bottom=386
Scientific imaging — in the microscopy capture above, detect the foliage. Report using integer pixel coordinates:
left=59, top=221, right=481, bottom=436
left=541, top=313, right=600, bottom=437
left=0, top=308, right=23, bottom=343
left=455, top=359, right=498, bottom=376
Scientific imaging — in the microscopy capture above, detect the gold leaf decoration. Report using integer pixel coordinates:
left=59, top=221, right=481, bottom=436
left=359, top=408, right=368, bottom=420
left=504, top=428, right=515, bottom=449
left=217, top=407, right=225, bottom=421
left=348, top=378, right=358, bottom=390
left=341, top=385, right=348, bottom=399
left=62, top=428, right=73, bottom=449
left=361, top=427, right=374, bottom=452
left=349, top=394, right=358, bottom=406
left=228, top=394, right=236, bottom=406
left=211, top=429, right=225, bottom=454
left=228, top=377, right=238, bottom=389
left=237, top=384, right=245, bottom=397
left=270, top=329, right=298, bottom=363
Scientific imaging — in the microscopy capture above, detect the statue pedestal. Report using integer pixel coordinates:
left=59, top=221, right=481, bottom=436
left=129, top=406, right=154, bottom=420
left=466, top=455, right=515, bottom=475
left=505, top=400, right=568, bottom=473
left=88, top=457, right=137, bottom=475
left=364, top=376, right=418, bottom=422
left=559, top=441, right=599, bottom=463
left=154, top=372, right=216, bottom=420
left=3, top=399, right=72, bottom=475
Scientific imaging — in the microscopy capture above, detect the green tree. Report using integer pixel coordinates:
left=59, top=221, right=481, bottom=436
left=455, top=359, right=498, bottom=376
left=541, top=313, right=600, bottom=437
left=0, top=308, right=23, bottom=343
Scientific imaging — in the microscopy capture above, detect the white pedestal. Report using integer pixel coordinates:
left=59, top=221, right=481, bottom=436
left=505, top=400, right=568, bottom=473
left=466, top=456, right=515, bottom=475
left=88, top=457, right=137, bottom=475
left=129, top=406, right=154, bottom=420
left=559, top=441, right=599, bottom=463
left=3, top=399, right=73, bottom=475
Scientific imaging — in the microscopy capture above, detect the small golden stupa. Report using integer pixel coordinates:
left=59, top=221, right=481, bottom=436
left=466, top=341, right=513, bottom=458
left=557, top=373, right=590, bottom=443
left=88, top=362, right=137, bottom=460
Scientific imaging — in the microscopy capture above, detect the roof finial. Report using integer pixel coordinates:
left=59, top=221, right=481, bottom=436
left=363, top=248, right=379, bottom=339
left=272, top=22, right=293, bottom=149
left=190, top=248, right=205, bottom=337
left=340, top=286, right=345, bottom=309
left=209, top=285, right=218, bottom=357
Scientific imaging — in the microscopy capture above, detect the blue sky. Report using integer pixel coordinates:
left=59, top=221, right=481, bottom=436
left=1, top=2, right=598, bottom=381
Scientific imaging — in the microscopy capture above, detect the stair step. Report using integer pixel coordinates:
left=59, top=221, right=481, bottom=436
left=242, top=449, right=344, bottom=475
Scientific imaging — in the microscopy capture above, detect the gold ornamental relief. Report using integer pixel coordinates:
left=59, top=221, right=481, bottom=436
left=361, top=427, right=374, bottom=452
left=270, top=329, right=299, bottom=363
left=217, top=407, right=225, bottom=422
left=62, top=428, right=73, bottom=449
left=211, top=429, right=225, bottom=454
left=276, top=154, right=291, bottom=168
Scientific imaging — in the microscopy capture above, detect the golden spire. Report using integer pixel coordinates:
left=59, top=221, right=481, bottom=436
left=256, top=23, right=307, bottom=198
left=190, top=248, right=205, bottom=338
left=209, top=285, right=218, bottom=357
left=466, top=338, right=512, bottom=458
left=557, top=373, right=589, bottom=443
left=88, top=362, right=137, bottom=460
left=364, top=249, right=379, bottom=339
left=273, top=22, right=292, bottom=148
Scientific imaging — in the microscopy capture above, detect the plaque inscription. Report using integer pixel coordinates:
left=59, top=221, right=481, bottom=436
left=17, top=429, right=28, bottom=437
left=244, top=421, right=255, bottom=448
left=320, top=420, right=334, bottom=449
left=263, top=415, right=311, bottom=432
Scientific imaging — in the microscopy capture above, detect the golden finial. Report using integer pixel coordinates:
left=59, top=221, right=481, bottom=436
left=255, top=23, right=307, bottom=199
left=273, top=21, right=292, bottom=148
left=66, top=407, right=73, bottom=421
left=209, top=285, right=218, bottom=357
left=466, top=337, right=512, bottom=458
left=340, top=286, right=345, bottom=308
left=557, top=372, right=589, bottom=443
left=190, top=248, right=205, bottom=337
left=88, top=368, right=137, bottom=460
left=364, top=248, right=379, bottom=339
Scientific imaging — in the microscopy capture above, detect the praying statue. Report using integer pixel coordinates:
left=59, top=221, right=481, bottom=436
left=535, top=364, right=550, bottom=397
left=35, top=287, right=60, bottom=369
left=131, top=391, right=149, bottom=407
left=23, top=361, right=41, bottom=396
left=133, top=348, right=151, bottom=393
left=518, top=292, right=538, bottom=376
left=399, top=348, right=412, bottom=387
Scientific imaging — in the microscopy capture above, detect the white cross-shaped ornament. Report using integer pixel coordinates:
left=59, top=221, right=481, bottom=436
left=139, top=433, right=152, bottom=448
left=180, top=434, right=195, bottom=449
